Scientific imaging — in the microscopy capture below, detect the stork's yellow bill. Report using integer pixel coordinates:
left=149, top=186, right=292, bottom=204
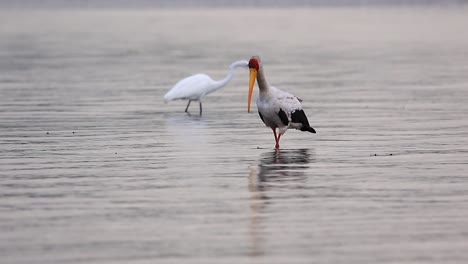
left=248, top=68, right=257, bottom=113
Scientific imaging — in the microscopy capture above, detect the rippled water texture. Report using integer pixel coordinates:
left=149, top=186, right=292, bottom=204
left=1, top=7, right=468, bottom=264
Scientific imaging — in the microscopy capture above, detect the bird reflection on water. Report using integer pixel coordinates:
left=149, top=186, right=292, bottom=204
left=248, top=148, right=313, bottom=257
left=251, top=148, right=313, bottom=192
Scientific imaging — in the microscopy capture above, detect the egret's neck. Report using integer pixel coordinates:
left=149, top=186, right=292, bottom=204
left=212, top=60, right=247, bottom=92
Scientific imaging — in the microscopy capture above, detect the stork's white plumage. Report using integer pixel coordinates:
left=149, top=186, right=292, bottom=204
left=164, top=60, right=248, bottom=115
left=248, top=56, right=316, bottom=149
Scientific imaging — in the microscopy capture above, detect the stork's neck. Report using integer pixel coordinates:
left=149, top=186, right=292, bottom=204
left=212, top=60, right=247, bottom=92
left=256, top=65, right=269, bottom=94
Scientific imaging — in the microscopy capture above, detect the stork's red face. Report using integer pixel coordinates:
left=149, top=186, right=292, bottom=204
left=248, top=58, right=260, bottom=71
left=248, top=57, right=260, bottom=113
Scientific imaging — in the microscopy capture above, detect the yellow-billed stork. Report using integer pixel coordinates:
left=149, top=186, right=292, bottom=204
left=248, top=56, right=316, bottom=149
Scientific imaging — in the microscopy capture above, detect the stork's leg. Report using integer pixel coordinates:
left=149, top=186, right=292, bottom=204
left=272, top=128, right=280, bottom=149
left=199, top=101, right=202, bottom=115
left=185, top=100, right=192, bottom=112
left=277, top=134, right=282, bottom=149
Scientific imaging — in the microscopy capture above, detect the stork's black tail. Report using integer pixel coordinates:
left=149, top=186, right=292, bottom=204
left=291, top=110, right=316, bottom=134
left=301, top=125, right=316, bottom=133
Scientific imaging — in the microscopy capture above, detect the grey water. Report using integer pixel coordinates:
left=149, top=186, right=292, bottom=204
left=1, top=7, right=468, bottom=264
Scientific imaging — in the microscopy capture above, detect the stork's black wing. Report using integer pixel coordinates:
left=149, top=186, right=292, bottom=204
left=291, top=110, right=316, bottom=133
left=277, top=109, right=289, bottom=126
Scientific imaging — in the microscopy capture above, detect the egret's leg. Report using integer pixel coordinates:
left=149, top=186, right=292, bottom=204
left=185, top=100, right=192, bottom=112
left=199, top=102, right=202, bottom=115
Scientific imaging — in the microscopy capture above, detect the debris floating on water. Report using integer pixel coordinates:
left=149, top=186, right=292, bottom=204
left=370, top=153, right=394, bottom=157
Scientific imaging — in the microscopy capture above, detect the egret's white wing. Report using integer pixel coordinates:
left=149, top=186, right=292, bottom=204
left=164, top=74, right=216, bottom=102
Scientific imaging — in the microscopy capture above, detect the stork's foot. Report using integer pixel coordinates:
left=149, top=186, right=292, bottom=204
left=275, top=143, right=280, bottom=149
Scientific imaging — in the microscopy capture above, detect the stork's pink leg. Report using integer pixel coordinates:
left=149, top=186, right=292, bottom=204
left=272, top=128, right=279, bottom=149
left=272, top=129, right=280, bottom=149
left=276, top=133, right=282, bottom=149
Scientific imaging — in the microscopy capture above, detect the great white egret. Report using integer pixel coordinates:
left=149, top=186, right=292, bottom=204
left=247, top=56, right=316, bottom=149
left=164, top=60, right=248, bottom=114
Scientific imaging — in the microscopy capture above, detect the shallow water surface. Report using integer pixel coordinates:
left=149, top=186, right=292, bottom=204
left=1, top=7, right=468, bottom=264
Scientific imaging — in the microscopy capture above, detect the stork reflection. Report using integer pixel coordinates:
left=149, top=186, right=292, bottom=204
left=255, top=148, right=312, bottom=190
left=248, top=148, right=313, bottom=257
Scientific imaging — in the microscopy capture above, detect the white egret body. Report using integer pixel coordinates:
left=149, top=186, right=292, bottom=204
left=248, top=56, right=316, bottom=149
left=164, top=60, right=248, bottom=114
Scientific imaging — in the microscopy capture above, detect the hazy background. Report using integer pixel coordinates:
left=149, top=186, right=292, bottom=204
left=0, top=0, right=467, bottom=8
